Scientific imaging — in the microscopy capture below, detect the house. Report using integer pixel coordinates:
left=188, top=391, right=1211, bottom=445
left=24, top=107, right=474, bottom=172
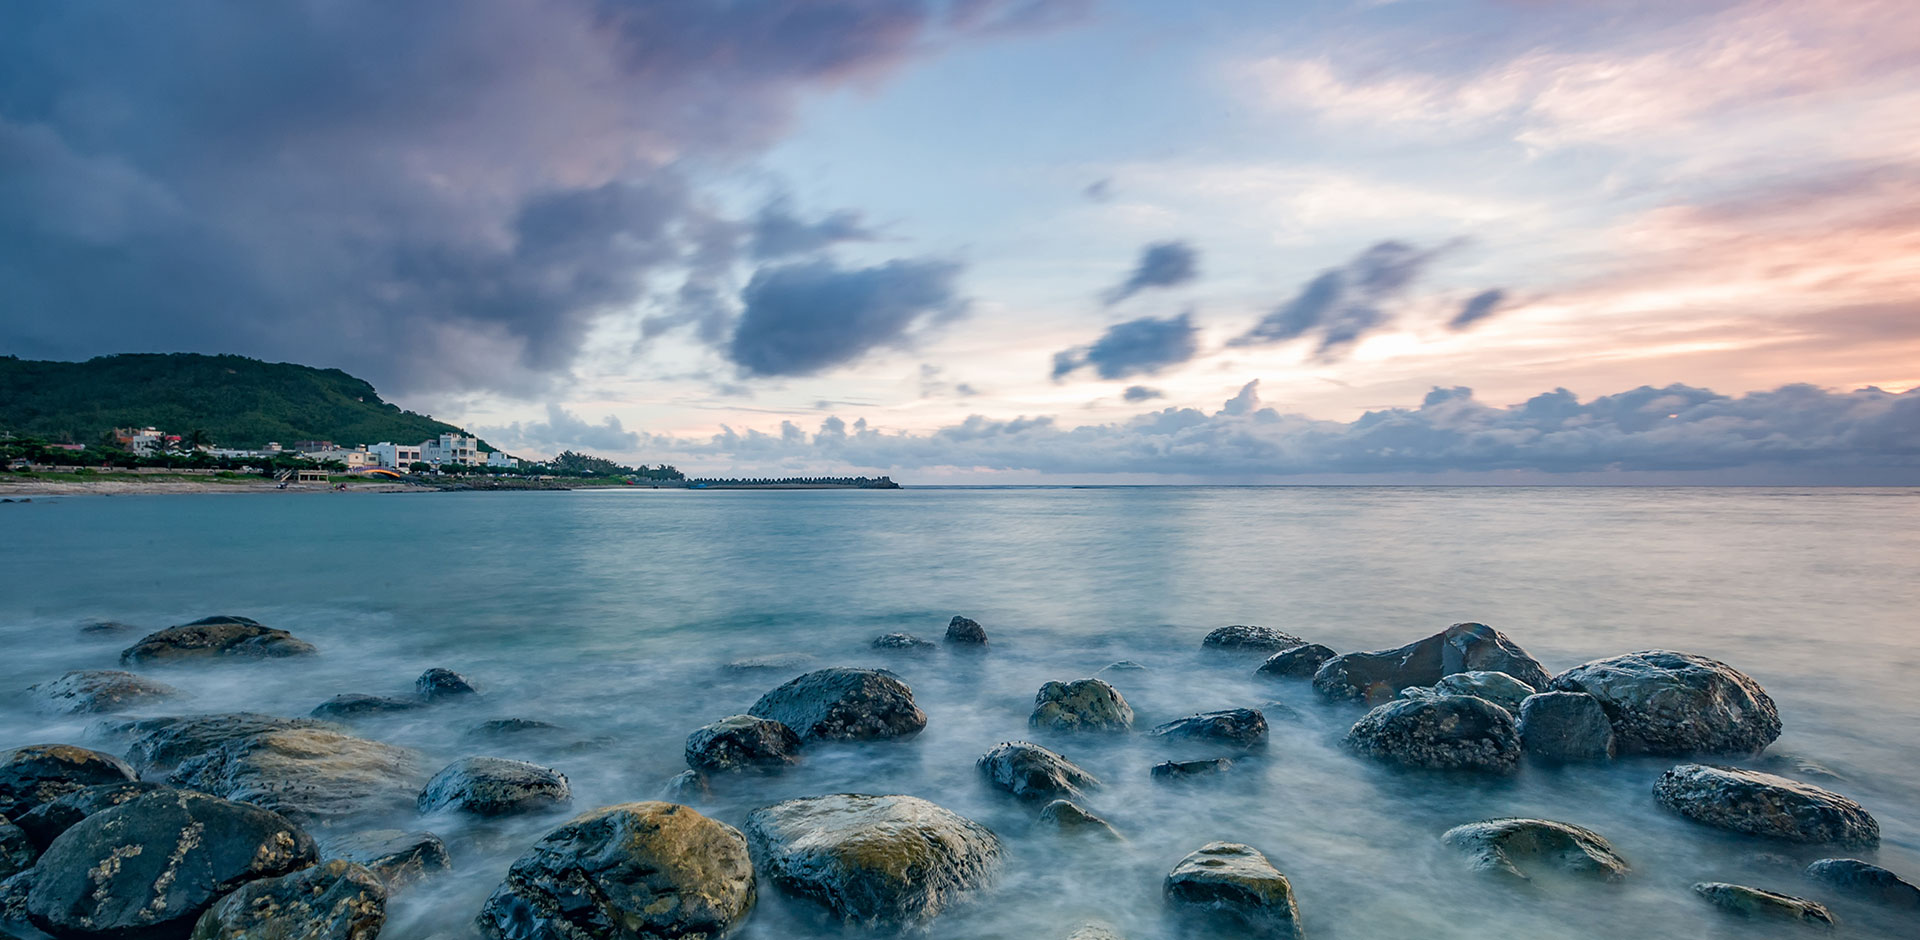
left=112, top=427, right=165, bottom=455
left=422, top=433, right=481, bottom=466
left=367, top=442, right=425, bottom=468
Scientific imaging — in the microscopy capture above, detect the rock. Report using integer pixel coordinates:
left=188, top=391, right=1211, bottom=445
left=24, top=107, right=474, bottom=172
left=0, top=818, right=29, bottom=880
left=871, top=633, right=936, bottom=652
left=1095, top=661, right=1147, bottom=676
left=1066, top=922, right=1124, bottom=940
left=1201, top=625, right=1303, bottom=652
left=1164, top=842, right=1302, bottom=940
left=1, top=869, right=34, bottom=927
left=744, top=793, right=1001, bottom=926
left=1257, top=701, right=1304, bottom=722
left=1030, top=678, right=1134, bottom=733
left=115, top=713, right=345, bottom=774
left=418, top=757, right=570, bottom=817
left=168, top=727, right=428, bottom=826
left=120, top=617, right=318, bottom=664
left=1152, top=759, right=1232, bottom=781
left=1692, top=882, right=1835, bottom=926
left=1516, top=691, right=1616, bottom=762
left=747, top=667, right=926, bottom=742
left=310, top=694, right=425, bottom=719
left=0, top=744, right=137, bottom=818
left=1440, top=818, right=1629, bottom=882
left=26, top=789, right=316, bottom=939
left=1428, top=671, right=1535, bottom=713
left=722, top=653, right=818, bottom=672
left=464, top=718, right=563, bottom=743
left=476, top=802, right=755, bottom=940
left=685, top=715, right=802, bottom=774
left=188, top=858, right=386, bottom=940
left=1256, top=644, right=1336, bottom=680
left=978, top=742, right=1100, bottom=800
left=78, top=620, right=138, bottom=636
left=1036, top=800, right=1122, bottom=840
left=415, top=668, right=478, bottom=700
left=1653, top=764, right=1878, bottom=847
left=29, top=670, right=179, bottom=714
left=1150, top=709, right=1268, bottom=749
left=661, top=770, right=711, bottom=803
left=1803, top=858, right=1920, bottom=907
left=1758, top=753, right=1845, bottom=782
left=12, top=782, right=168, bottom=851
left=327, top=830, right=451, bottom=890
left=945, top=615, right=988, bottom=645
left=1548, top=650, right=1780, bottom=755
left=1313, top=622, right=1550, bottom=703
left=1345, top=695, right=1521, bottom=773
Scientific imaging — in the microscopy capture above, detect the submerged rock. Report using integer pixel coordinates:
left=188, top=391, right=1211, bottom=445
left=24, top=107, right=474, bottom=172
left=978, top=742, right=1100, bottom=800
left=1803, top=858, right=1920, bottom=908
left=1428, top=671, right=1535, bottom=713
left=415, top=667, right=479, bottom=701
left=871, top=632, right=937, bottom=652
left=189, top=858, right=386, bottom=940
left=116, top=713, right=344, bottom=774
left=1030, top=678, right=1134, bottom=733
left=1548, top=650, right=1780, bottom=755
left=1653, top=764, right=1878, bottom=847
left=1036, top=800, right=1122, bottom=840
left=328, top=829, right=451, bottom=890
left=418, top=757, right=570, bottom=817
left=477, top=802, right=754, bottom=940
left=747, top=667, right=927, bottom=742
left=78, top=619, right=139, bottom=636
left=1256, top=644, right=1336, bottom=680
left=0, top=744, right=137, bottom=818
left=464, top=718, right=563, bottom=743
left=120, top=617, right=318, bottom=664
left=1441, top=818, right=1629, bottom=882
left=1164, top=842, right=1302, bottom=940
left=1095, top=661, right=1148, bottom=677
left=1345, top=695, right=1521, bottom=773
left=946, top=615, right=989, bottom=645
left=722, top=652, right=818, bottom=672
left=1692, top=882, right=1835, bottom=926
left=686, top=715, right=803, bottom=773
left=1150, top=709, right=1268, bottom=749
left=1516, top=691, right=1616, bottom=762
left=310, top=694, right=425, bottom=719
left=1152, top=758, right=1233, bottom=781
left=661, top=770, right=711, bottom=803
left=29, top=670, right=179, bottom=714
left=12, top=781, right=168, bottom=850
left=0, top=817, right=29, bottom=880
left=744, top=793, right=1001, bottom=926
left=1314, top=622, right=1550, bottom=703
left=168, top=727, right=428, bottom=826
left=26, top=789, right=316, bottom=939
left=1066, top=921, right=1125, bottom=940
left=1202, top=625, right=1303, bottom=652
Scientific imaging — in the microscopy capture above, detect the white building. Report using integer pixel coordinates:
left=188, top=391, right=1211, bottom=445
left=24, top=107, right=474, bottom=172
left=368, top=442, right=424, bottom=468
left=487, top=451, right=518, bottom=469
left=422, top=433, right=482, bottom=467
left=310, top=446, right=373, bottom=468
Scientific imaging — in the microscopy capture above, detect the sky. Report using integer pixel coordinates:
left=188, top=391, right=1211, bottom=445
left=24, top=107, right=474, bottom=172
left=2, top=0, right=1916, bottom=482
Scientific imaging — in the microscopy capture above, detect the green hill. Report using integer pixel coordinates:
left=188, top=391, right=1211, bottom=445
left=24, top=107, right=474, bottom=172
left=0, top=353, right=486, bottom=449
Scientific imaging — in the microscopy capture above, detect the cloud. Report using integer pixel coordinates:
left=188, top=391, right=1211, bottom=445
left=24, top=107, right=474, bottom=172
left=727, top=258, right=968, bottom=377
left=1083, top=178, right=1114, bottom=202
left=1122, top=385, right=1164, bottom=402
left=1220, top=379, right=1261, bottom=416
left=484, top=403, right=642, bottom=455
left=1052, top=312, right=1201, bottom=380
left=1450, top=288, right=1508, bottom=330
left=1232, top=241, right=1448, bottom=357
left=749, top=197, right=878, bottom=260
left=1104, top=240, right=1199, bottom=305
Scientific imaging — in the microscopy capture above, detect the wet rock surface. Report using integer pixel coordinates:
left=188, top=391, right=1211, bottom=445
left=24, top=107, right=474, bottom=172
left=1516, top=691, right=1616, bottom=762
left=945, top=615, right=988, bottom=645
left=1441, top=818, right=1630, bottom=882
left=1427, top=671, right=1535, bottom=713
left=1692, top=882, right=1835, bottom=926
left=1029, top=678, right=1134, bottom=733
left=26, top=789, right=316, bottom=939
left=1035, top=800, right=1122, bottom=840
left=168, top=727, right=428, bottom=826
left=1164, top=842, right=1302, bottom=940
left=685, top=715, right=802, bottom=774
left=1345, top=695, right=1522, bottom=773
left=119, top=617, right=317, bottom=664
left=1255, top=644, right=1336, bottom=680
left=661, top=770, right=711, bottom=803
left=464, top=718, right=563, bottom=744
left=310, top=694, right=425, bottom=719
left=1201, top=625, right=1303, bottom=652
left=1549, top=650, right=1781, bottom=755
left=1803, top=858, right=1920, bottom=907
left=1313, top=622, right=1551, bottom=703
left=747, top=668, right=927, bottom=742
left=0, top=745, right=137, bottom=818
left=0, top=818, right=29, bottom=880
left=418, top=757, right=571, bottom=817
left=1, top=868, right=35, bottom=927
left=327, top=829, right=451, bottom=890
left=1653, top=764, right=1879, bottom=846
left=744, top=793, right=1001, bottom=926
left=1149, top=709, right=1268, bottom=749
left=1152, top=758, right=1233, bottom=781
left=415, top=667, right=478, bottom=700
left=188, top=858, right=386, bottom=940
left=722, top=653, right=818, bottom=673
left=871, top=633, right=936, bottom=652
left=29, top=671, right=179, bottom=715
left=12, top=781, right=168, bottom=851
left=476, top=801, right=755, bottom=940
left=114, top=713, right=344, bottom=775
left=978, top=742, right=1100, bottom=800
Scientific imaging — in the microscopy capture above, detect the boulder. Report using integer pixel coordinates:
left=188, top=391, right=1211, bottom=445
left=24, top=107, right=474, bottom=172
left=1428, top=671, right=1535, bottom=713
left=0, top=744, right=137, bottom=818
left=1164, top=842, right=1302, bottom=940
left=1094, top=661, right=1147, bottom=677
left=114, top=713, right=344, bottom=774
left=1692, top=882, right=1835, bottom=926
left=1548, top=651, right=1781, bottom=755
left=871, top=633, right=936, bottom=652
left=464, top=718, right=563, bottom=743
left=310, top=694, right=424, bottom=719
left=1201, top=625, right=1302, bottom=652
left=78, top=620, right=138, bottom=636
left=978, top=742, right=1100, bottom=800
left=661, top=771, right=711, bottom=803
left=1258, top=701, right=1305, bottom=723
left=418, top=757, right=570, bottom=817
left=722, top=653, right=818, bottom=672
left=168, top=727, right=428, bottom=826
left=1653, top=764, right=1878, bottom=847
left=1152, top=759, right=1232, bottom=781
left=945, top=615, right=988, bottom=645
left=327, top=829, right=451, bottom=890
left=188, top=858, right=386, bottom=940
left=120, top=617, right=317, bottom=664
left=744, top=793, right=1001, bottom=926
left=415, top=667, right=478, bottom=700
left=1313, top=622, right=1550, bottom=703
left=26, top=789, right=316, bottom=939
left=685, top=715, right=802, bottom=774
left=1, top=869, right=30, bottom=926
left=12, top=782, right=168, bottom=851
left=1803, top=858, right=1920, bottom=908
left=1345, top=695, right=1521, bottom=773
left=1066, top=922, right=1124, bottom=940
left=1035, top=800, right=1122, bottom=840
left=0, top=818, right=29, bottom=880
left=1255, top=644, right=1335, bottom=680
left=1440, top=818, right=1629, bottom=882
left=1150, top=709, right=1268, bottom=749
left=747, top=668, right=926, bottom=742
left=29, top=670, right=179, bottom=715
left=1029, top=679, right=1134, bottom=733
left=476, top=802, right=755, bottom=940
left=1516, top=692, right=1616, bottom=762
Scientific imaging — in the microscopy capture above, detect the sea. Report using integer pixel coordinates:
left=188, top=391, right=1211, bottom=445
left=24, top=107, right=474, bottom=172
left=3, top=487, right=1917, bottom=939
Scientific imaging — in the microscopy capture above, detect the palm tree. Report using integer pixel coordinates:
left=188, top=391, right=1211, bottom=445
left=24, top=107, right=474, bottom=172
left=186, top=427, right=212, bottom=450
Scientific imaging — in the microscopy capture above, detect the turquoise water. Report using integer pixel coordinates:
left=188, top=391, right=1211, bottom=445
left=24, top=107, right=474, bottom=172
left=3, top=487, right=1918, bottom=938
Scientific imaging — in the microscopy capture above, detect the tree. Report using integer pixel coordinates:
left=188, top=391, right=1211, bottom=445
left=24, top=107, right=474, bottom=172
left=186, top=427, right=211, bottom=449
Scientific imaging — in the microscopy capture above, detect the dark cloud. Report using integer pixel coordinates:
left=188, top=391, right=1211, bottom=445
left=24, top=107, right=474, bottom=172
left=1053, top=312, right=1201, bottom=380
left=1232, top=241, right=1448, bottom=357
left=1450, top=288, right=1507, bottom=330
left=483, top=403, right=641, bottom=455
left=1123, top=385, right=1164, bottom=402
left=1104, top=240, right=1200, bottom=305
left=727, top=258, right=967, bottom=377
left=1083, top=178, right=1114, bottom=202
left=749, top=197, right=878, bottom=260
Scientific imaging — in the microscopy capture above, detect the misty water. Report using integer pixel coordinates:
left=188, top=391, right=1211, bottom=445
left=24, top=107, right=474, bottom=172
left=3, top=487, right=1918, bottom=939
